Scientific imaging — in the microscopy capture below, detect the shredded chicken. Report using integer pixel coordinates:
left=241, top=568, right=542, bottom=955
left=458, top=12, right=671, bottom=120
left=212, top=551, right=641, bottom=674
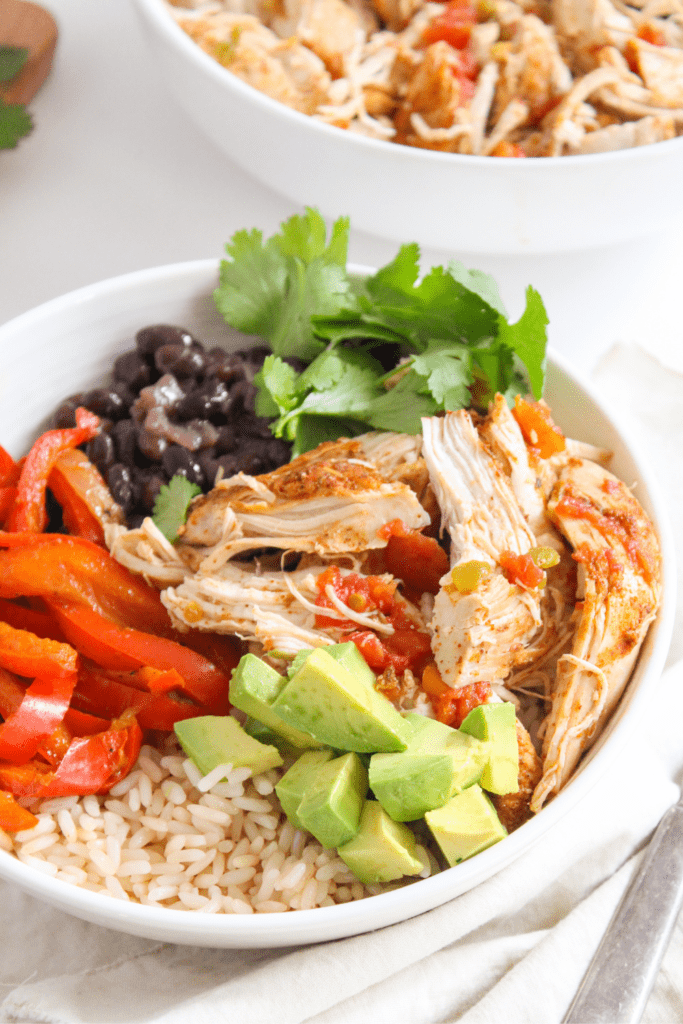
left=170, top=0, right=683, bottom=154
left=531, top=457, right=661, bottom=810
left=107, top=398, right=661, bottom=830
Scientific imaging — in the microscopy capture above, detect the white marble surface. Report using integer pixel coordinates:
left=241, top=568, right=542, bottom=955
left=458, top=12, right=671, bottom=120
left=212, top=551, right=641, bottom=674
left=2, top=0, right=683, bottom=1019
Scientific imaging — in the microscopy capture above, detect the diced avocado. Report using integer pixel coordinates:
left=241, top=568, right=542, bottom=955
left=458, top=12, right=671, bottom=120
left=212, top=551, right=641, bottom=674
left=287, top=642, right=376, bottom=689
left=242, top=717, right=310, bottom=756
left=425, top=784, right=507, bottom=866
left=460, top=702, right=519, bottom=795
left=174, top=715, right=283, bottom=778
left=275, top=749, right=335, bottom=829
left=296, top=752, right=368, bottom=849
left=369, top=712, right=490, bottom=821
left=337, top=801, right=424, bottom=884
left=229, top=653, right=321, bottom=750
left=271, top=648, right=411, bottom=754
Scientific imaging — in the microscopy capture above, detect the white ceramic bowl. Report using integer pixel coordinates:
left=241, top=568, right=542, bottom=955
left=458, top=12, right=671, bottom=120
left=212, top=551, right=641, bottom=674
left=0, top=260, right=674, bottom=947
left=130, top=0, right=683, bottom=256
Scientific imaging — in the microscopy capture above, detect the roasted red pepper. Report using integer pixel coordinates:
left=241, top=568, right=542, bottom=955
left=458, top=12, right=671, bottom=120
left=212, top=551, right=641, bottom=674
left=0, top=670, right=75, bottom=764
left=6, top=408, right=101, bottom=533
left=0, top=620, right=78, bottom=680
left=48, top=598, right=232, bottom=710
left=48, top=449, right=122, bottom=546
left=0, top=532, right=172, bottom=634
left=0, top=714, right=143, bottom=799
left=73, top=663, right=205, bottom=731
left=0, top=789, right=38, bottom=832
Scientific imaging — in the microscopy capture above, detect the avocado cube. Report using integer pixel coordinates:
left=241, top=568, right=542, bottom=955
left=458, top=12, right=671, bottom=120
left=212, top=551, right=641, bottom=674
left=229, top=653, right=322, bottom=750
left=274, top=749, right=335, bottom=830
left=460, top=702, right=519, bottom=795
left=271, top=648, right=411, bottom=753
left=425, top=784, right=507, bottom=866
left=287, top=642, right=376, bottom=689
left=369, top=712, right=490, bottom=821
left=337, top=801, right=424, bottom=884
left=174, top=715, right=283, bottom=778
left=296, top=752, right=368, bottom=849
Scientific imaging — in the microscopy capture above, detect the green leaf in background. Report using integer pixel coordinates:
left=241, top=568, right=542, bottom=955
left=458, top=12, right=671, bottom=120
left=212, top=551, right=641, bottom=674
left=0, top=102, right=32, bottom=149
left=0, top=46, right=28, bottom=82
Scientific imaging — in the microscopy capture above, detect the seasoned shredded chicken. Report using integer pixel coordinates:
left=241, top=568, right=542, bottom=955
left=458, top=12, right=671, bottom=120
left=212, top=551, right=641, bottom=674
left=169, top=0, right=683, bottom=154
left=108, top=394, right=661, bottom=830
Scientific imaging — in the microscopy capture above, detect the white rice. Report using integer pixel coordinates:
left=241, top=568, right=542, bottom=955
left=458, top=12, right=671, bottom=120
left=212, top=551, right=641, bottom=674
left=3, top=739, right=434, bottom=913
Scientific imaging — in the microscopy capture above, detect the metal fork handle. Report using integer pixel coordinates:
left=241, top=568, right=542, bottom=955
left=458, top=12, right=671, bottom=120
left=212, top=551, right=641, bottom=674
left=564, top=794, right=683, bottom=1024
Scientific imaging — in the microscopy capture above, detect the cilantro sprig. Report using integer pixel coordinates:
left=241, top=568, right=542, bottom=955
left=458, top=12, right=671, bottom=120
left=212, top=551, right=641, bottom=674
left=0, top=47, right=33, bottom=150
left=214, top=208, right=549, bottom=455
left=152, top=476, right=201, bottom=543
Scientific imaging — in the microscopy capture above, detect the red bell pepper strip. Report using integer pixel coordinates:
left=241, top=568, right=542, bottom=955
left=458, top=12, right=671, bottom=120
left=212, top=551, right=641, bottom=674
left=0, top=598, right=65, bottom=642
left=73, top=663, right=206, bottom=730
left=0, top=533, right=172, bottom=635
left=0, top=671, right=75, bottom=764
left=7, top=408, right=101, bottom=534
left=48, top=598, right=232, bottom=709
left=48, top=449, right=123, bottom=547
left=0, top=447, right=17, bottom=487
left=0, top=665, right=26, bottom=719
left=0, top=488, right=17, bottom=526
left=0, top=790, right=38, bottom=832
left=0, top=620, right=78, bottom=680
left=0, top=714, right=143, bottom=799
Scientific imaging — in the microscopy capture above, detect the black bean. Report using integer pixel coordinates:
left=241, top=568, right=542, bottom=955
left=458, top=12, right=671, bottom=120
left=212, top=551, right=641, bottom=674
left=214, top=424, right=236, bottom=454
left=114, top=350, right=153, bottom=391
left=137, top=427, right=168, bottom=462
left=241, top=414, right=275, bottom=440
left=234, top=440, right=268, bottom=474
left=154, top=344, right=206, bottom=379
left=175, top=379, right=231, bottom=421
left=137, top=469, right=166, bottom=513
left=111, top=419, right=137, bottom=465
left=229, top=379, right=257, bottom=415
left=86, top=432, right=116, bottom=473
left=136, top=324, right=198, bottom=360
left=162, top=446, right=205, bottom=487
left=81, top=387, right=127, bottom=420
left=265, top=438, right=293, bottom=466
left=52, top=396, right=84, bottom=429
left=203, top=348, right=246, bottom=385
left=107, top=463, right=138, bottom=513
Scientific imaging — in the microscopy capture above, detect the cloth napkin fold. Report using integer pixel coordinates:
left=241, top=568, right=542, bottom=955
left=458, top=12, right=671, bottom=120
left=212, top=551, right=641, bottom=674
left=1, top=342, right=681, bottom=1024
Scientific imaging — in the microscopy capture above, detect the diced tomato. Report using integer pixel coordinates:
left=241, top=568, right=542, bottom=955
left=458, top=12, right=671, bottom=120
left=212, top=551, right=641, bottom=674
left=315, top=566, right=397, bottom=630
left=490, top=141, right=527, bottom=158
left=512, top=396, right=566, bottom=459
left=422, top=0, right=478, bottom=49
left=379, top=520, right=449, bottom=596
left=499, top=550, right=545, bottom=589
left=430, top=678, right=492, bottom=727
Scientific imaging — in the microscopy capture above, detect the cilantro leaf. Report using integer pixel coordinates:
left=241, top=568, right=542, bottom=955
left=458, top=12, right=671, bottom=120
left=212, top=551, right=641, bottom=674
left=0, top=101, right=32, bottom=149
left=152, top=475, right=202, bottom=543
left=364, top=372, right=439, bottom=434
left=0, top=46, right=28, bottom=82
left=213, top=211, right=549, bottom=453
left=213, top=208, right=356, bottom=363
left=496, top=286, right=549, bottom=399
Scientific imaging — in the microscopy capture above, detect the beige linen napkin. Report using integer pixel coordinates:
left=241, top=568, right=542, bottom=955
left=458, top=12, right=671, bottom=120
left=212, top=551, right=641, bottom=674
left=1, top=343, right=681, bottom=1024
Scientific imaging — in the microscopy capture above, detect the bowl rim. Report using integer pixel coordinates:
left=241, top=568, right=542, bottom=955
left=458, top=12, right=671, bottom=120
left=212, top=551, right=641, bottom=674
left=0, top=258, right=675, bottom=946
left=132, top=0, right=683, bottom=170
